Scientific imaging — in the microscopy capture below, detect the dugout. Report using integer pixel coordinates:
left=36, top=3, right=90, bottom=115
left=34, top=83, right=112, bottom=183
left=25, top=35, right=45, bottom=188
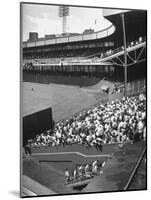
left=23, top=107, right=53, bottom=146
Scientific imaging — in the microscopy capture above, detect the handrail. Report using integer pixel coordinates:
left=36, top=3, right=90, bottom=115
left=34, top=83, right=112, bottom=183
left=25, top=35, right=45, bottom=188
left=80, top=37, right=146, bottom=62
left=23, top=37, right=146, bottom=68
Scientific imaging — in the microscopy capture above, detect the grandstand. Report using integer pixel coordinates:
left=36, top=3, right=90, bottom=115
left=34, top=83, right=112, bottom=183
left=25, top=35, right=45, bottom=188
left=23, top=10, right=146, bottom=97
left=22, top=7, right=147, bottom=197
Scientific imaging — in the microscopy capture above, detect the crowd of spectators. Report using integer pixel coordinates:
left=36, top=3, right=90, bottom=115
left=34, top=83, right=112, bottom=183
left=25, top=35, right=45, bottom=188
left=27, top=93, right=146, bottom=150
left=83, top=36, right=145, bottom=63
left=23, top=37, right=146, bottom=72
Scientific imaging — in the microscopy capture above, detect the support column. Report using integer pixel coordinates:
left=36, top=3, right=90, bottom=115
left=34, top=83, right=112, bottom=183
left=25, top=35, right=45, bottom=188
left=121, top=13, right=127, bottom=98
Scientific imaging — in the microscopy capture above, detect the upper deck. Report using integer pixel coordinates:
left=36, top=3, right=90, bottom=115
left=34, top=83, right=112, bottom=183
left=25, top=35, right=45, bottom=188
left=23, top=24, right=115, bottom=49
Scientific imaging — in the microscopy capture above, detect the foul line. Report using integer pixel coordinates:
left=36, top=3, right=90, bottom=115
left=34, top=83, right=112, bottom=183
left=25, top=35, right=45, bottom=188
left=32, top=151, right=111, bottom=158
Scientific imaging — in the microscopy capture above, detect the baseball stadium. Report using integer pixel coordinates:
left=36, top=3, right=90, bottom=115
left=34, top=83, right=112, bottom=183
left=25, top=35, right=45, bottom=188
left=21, top=4, right=147, bottom=197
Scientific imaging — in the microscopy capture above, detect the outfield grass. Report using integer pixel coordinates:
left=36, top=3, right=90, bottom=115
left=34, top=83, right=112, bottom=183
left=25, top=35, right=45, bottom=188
left=23, top=82, right=107, bottom=121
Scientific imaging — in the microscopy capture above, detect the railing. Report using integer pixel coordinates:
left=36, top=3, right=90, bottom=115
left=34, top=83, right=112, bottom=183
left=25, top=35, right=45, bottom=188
left=80, top=36, right=146, bottom=62
left=23, top=37, right=146, bottom=70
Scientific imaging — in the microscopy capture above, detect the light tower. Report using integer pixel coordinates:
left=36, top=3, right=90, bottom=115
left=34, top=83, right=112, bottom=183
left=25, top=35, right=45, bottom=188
left=59, top=5, right=69, bottom=35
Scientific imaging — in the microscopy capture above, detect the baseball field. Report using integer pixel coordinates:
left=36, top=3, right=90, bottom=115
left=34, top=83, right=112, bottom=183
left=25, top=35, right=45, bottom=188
left=22, top=81, right=108, bottom=121
left=22, top=81, right=146, bottom=196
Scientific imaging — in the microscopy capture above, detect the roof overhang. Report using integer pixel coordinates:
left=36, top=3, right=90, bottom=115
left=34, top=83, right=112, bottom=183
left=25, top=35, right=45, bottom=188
left=103, top=9, right=130, bottom=18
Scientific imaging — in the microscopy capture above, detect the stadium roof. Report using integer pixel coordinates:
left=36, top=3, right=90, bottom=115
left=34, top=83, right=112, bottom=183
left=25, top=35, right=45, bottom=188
left=103, top=9, right=130, bottom=17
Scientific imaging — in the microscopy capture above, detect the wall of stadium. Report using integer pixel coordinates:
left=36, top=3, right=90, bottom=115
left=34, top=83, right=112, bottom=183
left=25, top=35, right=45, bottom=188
left=23, top=63, right=115, bottom=76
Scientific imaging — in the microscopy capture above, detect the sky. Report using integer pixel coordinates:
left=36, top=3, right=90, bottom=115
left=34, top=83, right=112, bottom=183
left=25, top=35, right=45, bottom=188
left=22, top=3, right=113, bottom=41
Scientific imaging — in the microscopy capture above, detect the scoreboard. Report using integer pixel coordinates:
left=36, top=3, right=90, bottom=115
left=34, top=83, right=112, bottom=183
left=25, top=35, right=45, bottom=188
left=23, top=107, right=53, bottom=145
